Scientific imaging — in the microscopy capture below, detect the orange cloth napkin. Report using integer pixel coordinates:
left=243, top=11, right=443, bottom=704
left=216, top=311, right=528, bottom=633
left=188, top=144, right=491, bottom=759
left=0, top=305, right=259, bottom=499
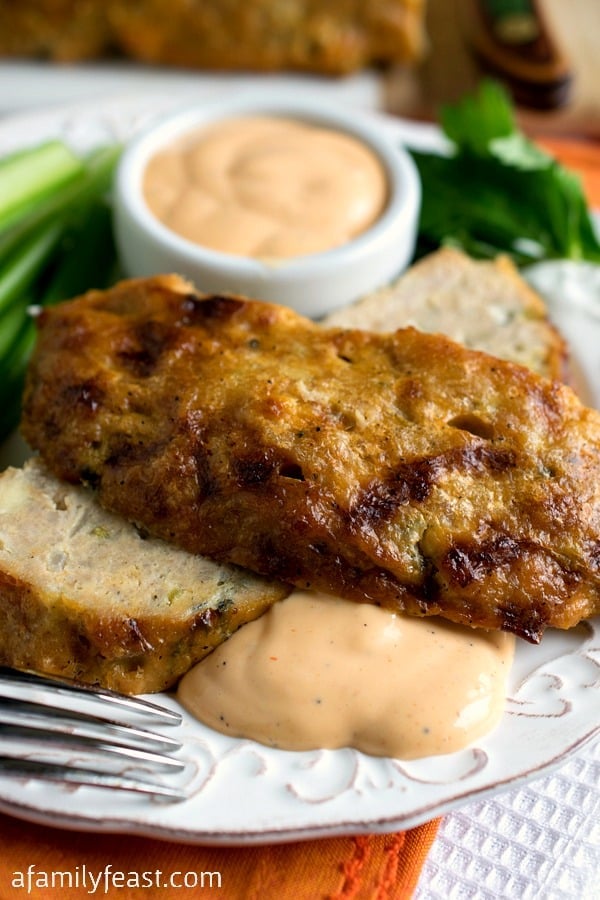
left=0, top=134, right=595, bottom=900
left=0, top=812, right=440, bottom=899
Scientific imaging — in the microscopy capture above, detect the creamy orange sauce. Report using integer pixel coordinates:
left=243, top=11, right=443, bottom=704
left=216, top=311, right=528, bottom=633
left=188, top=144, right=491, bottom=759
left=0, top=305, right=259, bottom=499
left=143, top=116, right=388, bottom=260
left=178, top=591, right=515, bottom=759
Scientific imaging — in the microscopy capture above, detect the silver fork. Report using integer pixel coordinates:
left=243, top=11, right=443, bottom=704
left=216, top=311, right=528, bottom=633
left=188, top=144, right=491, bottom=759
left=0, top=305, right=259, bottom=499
left=0, top=667, right=187, bottom=800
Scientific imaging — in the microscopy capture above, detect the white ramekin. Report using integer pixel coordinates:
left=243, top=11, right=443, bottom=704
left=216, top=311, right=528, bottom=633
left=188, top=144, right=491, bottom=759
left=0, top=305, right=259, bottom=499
left=113, top=91, right=421, bottom=319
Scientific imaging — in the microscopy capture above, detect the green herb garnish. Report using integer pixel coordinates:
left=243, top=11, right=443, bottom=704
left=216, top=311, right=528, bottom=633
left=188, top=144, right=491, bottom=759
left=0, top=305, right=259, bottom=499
left=410, top=80, right=600, bottom=264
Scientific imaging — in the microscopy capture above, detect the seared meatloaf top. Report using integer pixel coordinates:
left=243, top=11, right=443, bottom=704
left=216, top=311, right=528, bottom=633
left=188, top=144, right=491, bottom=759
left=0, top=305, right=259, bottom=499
left=22, top=274, right=600, bottom=642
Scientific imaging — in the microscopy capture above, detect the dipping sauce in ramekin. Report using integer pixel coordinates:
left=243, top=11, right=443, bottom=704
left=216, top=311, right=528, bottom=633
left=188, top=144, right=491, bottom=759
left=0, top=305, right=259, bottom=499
left=143, top=115, right=389, bottom=261
left=113, top=92, right=421, bottom=318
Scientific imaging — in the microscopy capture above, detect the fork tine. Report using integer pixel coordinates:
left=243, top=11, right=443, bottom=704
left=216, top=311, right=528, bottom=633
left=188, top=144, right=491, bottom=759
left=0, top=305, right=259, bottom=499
left=0, top=757, right=187, bottom=800
left=0, top=701, right=182, bottom=753
left=0, top=731, right=186, bottom=772
left=0, top=667, right=188, bottom=800
left=0, top=667, right=182, bottom=725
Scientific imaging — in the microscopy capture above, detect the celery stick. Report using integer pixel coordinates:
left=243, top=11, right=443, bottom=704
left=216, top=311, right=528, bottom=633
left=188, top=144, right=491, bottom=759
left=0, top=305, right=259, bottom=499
left=42, top=199, right=119, bottom=305
left=0, top=300, right=28, bottom=361
left=1, top=315, right=36, bottom=382
left=0, top=144, right=120, bottom=262
left=0, top=140, right=121, bottom=440
left=0, top=220, right=63, bottom=316
left=0, top=316, right=36, bottom=440
left=0, top=140, right=84, bottom=231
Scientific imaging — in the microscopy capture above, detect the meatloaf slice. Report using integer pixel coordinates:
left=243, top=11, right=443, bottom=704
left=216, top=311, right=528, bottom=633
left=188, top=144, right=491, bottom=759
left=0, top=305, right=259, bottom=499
left=22, top=274, right=600, bottom=642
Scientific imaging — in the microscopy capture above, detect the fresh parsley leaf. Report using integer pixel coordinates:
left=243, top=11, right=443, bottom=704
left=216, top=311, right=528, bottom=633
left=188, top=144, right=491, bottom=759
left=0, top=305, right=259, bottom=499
left=440, top=80, right=515, bottom=154
left=490, top=133, right=552, bottom=171
left=411, top=79, right=600, bottom=264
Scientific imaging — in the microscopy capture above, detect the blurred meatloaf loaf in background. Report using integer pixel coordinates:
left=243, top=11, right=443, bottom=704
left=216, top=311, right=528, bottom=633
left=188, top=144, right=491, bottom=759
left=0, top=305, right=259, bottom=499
left=0, top=0, right=427, bottom=73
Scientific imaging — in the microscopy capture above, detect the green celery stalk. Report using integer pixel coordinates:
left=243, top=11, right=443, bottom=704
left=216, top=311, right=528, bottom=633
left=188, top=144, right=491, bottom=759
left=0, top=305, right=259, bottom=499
left=0, top=144, right=121, bottom=263
left=0, top=316, right=36, bottom=439
left=0, top=300, right=28, bottom=361
left=0, top=200, right=118, bottom=412
left=0, top=140, right=122, bottom=442
left=42, top=198, right=119, bottom=306
left=0, top=140, right=84, bottom=232
left=0, top=220, right=63, bottom=316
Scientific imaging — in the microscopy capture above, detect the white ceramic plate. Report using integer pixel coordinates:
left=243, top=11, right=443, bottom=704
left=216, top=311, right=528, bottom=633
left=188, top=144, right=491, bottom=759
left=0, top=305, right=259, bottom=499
left=0, top=96, right=598, bottom=844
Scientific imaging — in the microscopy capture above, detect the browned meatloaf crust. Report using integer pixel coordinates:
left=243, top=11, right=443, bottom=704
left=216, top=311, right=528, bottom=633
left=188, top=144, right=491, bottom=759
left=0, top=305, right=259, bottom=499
left=22, top=274, right=600, bottom=643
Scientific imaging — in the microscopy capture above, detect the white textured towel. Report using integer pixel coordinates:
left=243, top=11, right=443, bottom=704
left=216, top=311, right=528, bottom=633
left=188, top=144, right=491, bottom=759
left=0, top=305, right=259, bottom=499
left=416, top=736, right=600, bottom=900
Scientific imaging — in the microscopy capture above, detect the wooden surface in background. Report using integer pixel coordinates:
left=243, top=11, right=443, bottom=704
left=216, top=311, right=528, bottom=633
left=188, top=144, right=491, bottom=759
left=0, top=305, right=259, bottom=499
left=383, top=0, right=600, bottom=138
